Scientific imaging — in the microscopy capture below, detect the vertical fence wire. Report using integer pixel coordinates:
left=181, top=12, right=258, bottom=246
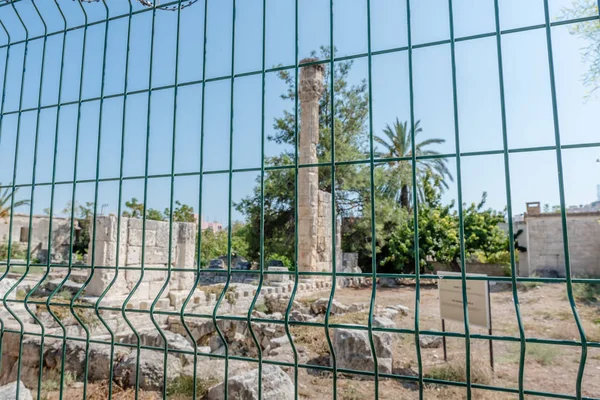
left=95, top=2, right=134, bottom=398
left=447, top=1, right=472, bottom=398
left=21, top=2, right=47, bottom=398
left=404, top=1, right=424, bottom=397
left=0, top=16, right=9, bottom=379
left=283, top=1, right=301, bottom=398
left=493, top=0, right=527, bottom=398
left=542, top=1, right=589, bottom=398
left=180, top=1, right=209, bottom=397
left=212, top=1, right=237, bottom=398
left=42, top=1, right=66, bottom=397
left=365, top=0, right=379, bottom=397
left=2, top=4, right=28, bottom=399
left=324, top=1, right=338, bottom=398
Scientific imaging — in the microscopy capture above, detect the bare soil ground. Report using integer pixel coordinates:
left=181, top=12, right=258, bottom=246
left=40, top=282, right=600, bottom=400
left=294, top=281, right=600, bottom=399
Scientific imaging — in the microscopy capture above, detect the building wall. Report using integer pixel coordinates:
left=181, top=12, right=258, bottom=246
left=0, top=214, right=73, bottom=261
left=526, top=212, right=600, bottom=277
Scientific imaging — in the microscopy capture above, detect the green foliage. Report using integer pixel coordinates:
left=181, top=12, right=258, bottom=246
left=561, top=0, right=600, bottom=98
left=267, top=253, right=294, bottom=270
left=122, top=197, right=144, bottom=218
left=384, top=173, right=510, bottom=273
left=123, top=197, right=195, bottom=222
left=573, top=281, right=600, bottom=302
left=197, top=222, right=249, bottom=265
left=425, top=359, right=490, bottom=384
left=0, top=241, right=27, bottom=260
left=171, top=200, right=196, bottom=222
left=375, top=118, right=453, bottom=208
left=238, top=47, right=376, bottom=263
left=0, top=184, right=30, bottom=221
left=145, top=208, right=166, bottom=221
left=166, top=375, right=218, bottom=398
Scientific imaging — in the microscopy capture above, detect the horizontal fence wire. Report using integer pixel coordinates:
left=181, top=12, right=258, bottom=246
left=0, top=1, right=599, bottom=400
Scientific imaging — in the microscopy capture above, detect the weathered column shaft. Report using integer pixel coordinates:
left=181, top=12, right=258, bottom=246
left=298, top=60, right=324, bottom=273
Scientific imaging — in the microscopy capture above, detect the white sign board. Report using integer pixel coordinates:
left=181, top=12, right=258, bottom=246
left=438, top=271, right=490, bottom=329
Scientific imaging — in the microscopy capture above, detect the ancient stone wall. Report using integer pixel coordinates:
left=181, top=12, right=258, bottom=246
left=86, top=215, right=196, bottom=298
left=525, top=212, right=600, bottom=277
left=0, top=213, right=73, bottom=262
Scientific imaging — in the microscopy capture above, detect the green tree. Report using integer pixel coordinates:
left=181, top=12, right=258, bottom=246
left=562, top=0, right=600, bottom=97
left=146, top=208, right=166, bottom=221
left=0, top=185, right=30, bottom=221
left=122, top=198, right=144, bottom=218
left=197, top=222, right=250, bottom=266
left=168, top=201, right=196, bottom=223
left=384, top=174, right=509, bottom=273
left=375, top=118, right=453, bottom=209
left=237, top=47, right=373, bottom=262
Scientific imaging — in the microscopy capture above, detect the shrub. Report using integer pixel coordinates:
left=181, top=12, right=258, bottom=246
left=573, top=281, right=600, bottom=303
left=166, top=375, right=218, bottom=398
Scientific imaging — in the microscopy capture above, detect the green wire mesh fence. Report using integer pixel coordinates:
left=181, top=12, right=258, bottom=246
left=0, top=0, right=598, bottom=399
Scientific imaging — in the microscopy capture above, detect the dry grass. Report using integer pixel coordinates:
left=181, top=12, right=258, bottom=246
left=166, top=375, right=219, bottom=399
left=41, top=381, right=160, bottom=400
left=290, top=325, right=330, bottom=356
left=425, top=357, right=492, bottom=385
left=202, top=284, right=237, bottom=305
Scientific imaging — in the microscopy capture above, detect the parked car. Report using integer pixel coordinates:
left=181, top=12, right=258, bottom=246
left=234, top=261, right=252, bottom=270
left=267, top=260, right=284, bottom=268
left=207, top=259, right=225, bottom=269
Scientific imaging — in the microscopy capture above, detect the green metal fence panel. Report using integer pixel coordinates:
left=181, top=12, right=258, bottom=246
left=0, top=0, right=598, bottom=399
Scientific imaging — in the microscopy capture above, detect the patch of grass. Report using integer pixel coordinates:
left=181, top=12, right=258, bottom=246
left=425, top=358, right=491, bottom=385
left=297, top=296, right=320, bottom=308
left=253, top=303, right=269, bottom=314
left=203, top=285, right=237, bottom=305
left=526, top=343, right=561, bottom=365
left=341, top=383, right=362, bottom=400
left=291, top=326, right=330, bottom=356
left=504, top=343, right=561, bottom=366
left=518, top=281, right=541, bottom=292
left=329, top=312, right=368, bottom=325
left=573, top=282, right=600, bottom=303
left=166, top=375, right=218, bottom=398
left=31, top=293, right=98, bottom=328
left=41, top=368, right=76, bottom=392
left=15, top=288, right=27, bottom=300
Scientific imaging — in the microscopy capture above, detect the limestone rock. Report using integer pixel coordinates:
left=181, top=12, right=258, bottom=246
left=310, top=298, right=348, bottom=316
left=331, top=328, right=393, bottom=374
left=0, top=279, right=17, bottom=301
left=373, top=317, right=395, bottom=329
left=206, top=365, right=294, bottom=400
left=419, top=335, right=443, bottom=349
left=114, top=349, right=183, bottom=391
left=379, top=277, right=399, bottom=288
left=0, top=380, right=32, bottom=400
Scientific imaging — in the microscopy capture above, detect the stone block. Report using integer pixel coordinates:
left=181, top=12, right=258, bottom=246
left=149, top=281, right=170, bottom=299
left=145, top=247, right=170, bottom=265
left=126, top=246, right=142, bottom=265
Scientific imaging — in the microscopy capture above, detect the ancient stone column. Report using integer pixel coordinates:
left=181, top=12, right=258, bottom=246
left=298, top=59, right=324, bottom=273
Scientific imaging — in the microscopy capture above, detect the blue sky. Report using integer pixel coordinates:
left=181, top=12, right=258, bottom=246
left=0, top=0, right=598, bottom=226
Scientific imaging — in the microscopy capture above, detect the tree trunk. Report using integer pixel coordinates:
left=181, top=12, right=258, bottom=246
left=400, top=185, right=410, bottom=209
left=449, top=259, right=461, bottom=272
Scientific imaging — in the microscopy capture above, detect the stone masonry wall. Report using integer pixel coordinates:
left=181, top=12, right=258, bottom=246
left=0, top=214, right=73, bottom=262
left=525, top=212, right=600, bottom=277
left=86, top=215, right=196, bottom=299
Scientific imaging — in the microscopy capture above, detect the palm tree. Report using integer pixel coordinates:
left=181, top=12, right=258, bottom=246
left=375, top=118, right=453, bottom=209
left=0, top=185, right=30, bottom=221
